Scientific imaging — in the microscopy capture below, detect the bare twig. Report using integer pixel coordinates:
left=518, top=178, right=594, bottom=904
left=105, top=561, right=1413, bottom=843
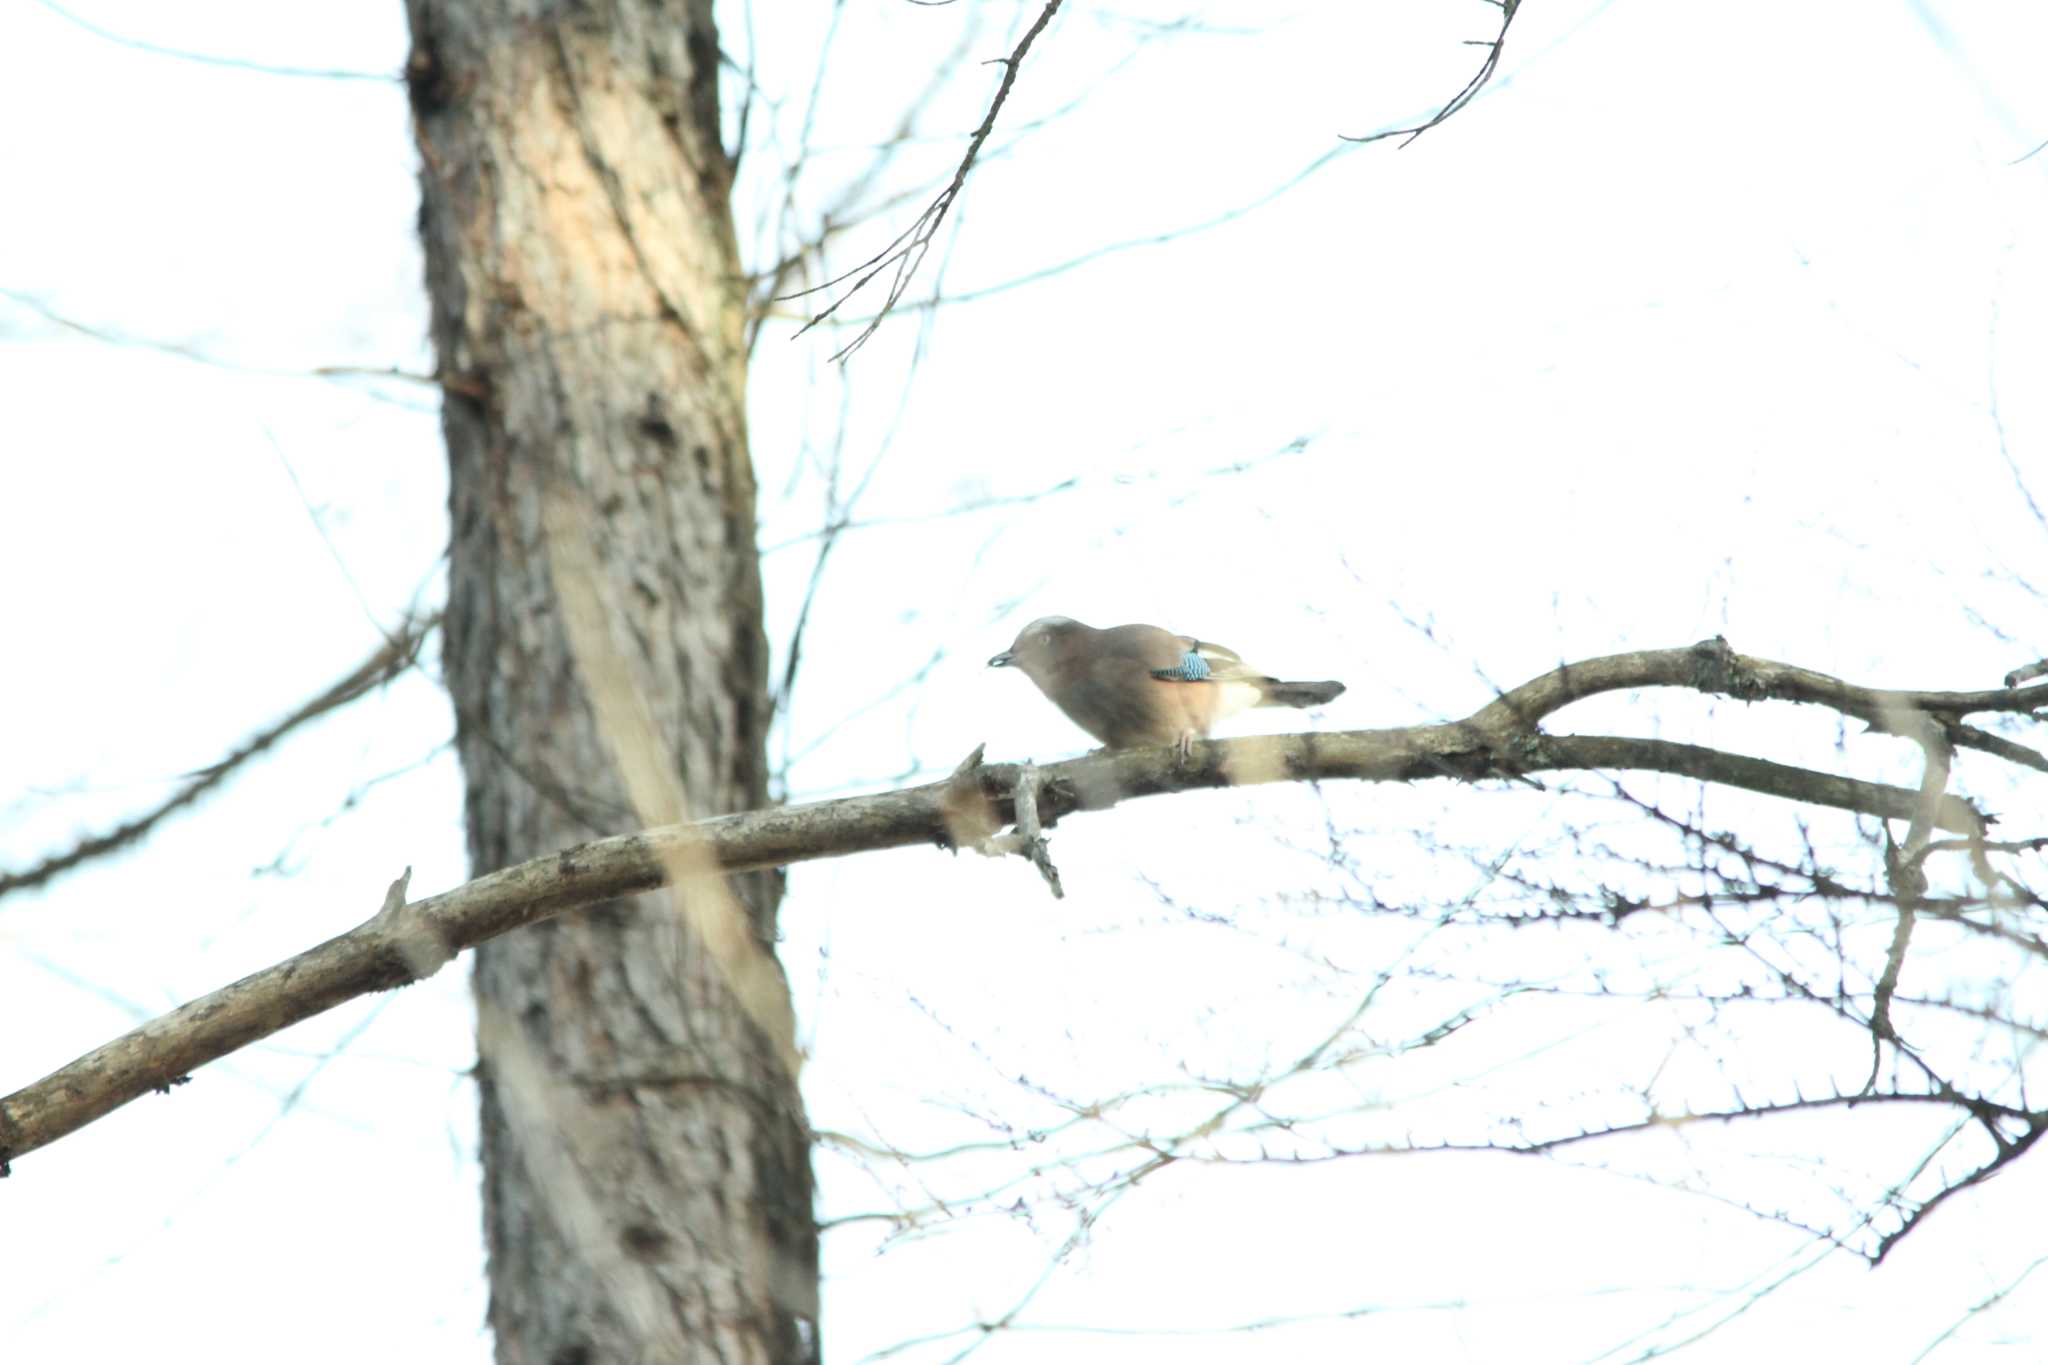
left=0, top=288, right=474, bottom=397
left=1866, top=726, right=1952, bottom=1081
left=1910, top=1250, right=2048, bottom=1361
left=0, top=612, right=440, bottom=901
left=974, top=762, right=1064, bottom=898
left=1341, top=0, right=1521, bottom=147
left=32, top=0, right=394, bottom=81
left=785, top=0, right=1065, bottom=359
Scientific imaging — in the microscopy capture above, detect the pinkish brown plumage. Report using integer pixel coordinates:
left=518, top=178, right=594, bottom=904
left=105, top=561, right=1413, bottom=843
left=988, top=617, right=1344, bottom=755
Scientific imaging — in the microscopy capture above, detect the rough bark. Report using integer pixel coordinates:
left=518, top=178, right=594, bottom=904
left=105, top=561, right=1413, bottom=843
left=402, top=1, right=816, bottom=1360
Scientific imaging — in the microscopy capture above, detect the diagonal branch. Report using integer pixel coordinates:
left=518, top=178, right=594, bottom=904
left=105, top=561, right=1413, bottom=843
left=4, top=637, right=2040, bottom=1168
left=31, top=0, right=394, bottom=81
left=785, top=0, right=1064, bottom=360
left=1341, top=0, right=1521, bottom=147
left=1518, top=735, right=1984, bottom=835
left=0, top=612, right=441, bottom=901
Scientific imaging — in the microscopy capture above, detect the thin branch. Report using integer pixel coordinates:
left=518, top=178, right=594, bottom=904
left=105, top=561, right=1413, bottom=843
left=0, top=288, right=477, bottom=398
left=1872, top=1113, right=2048, bottom=1263
left=781, top=143, right=1359, bottom=329
left=1341, top=0, right=1521, bottom=147
left=1522, top=736, right=1984, bottom=836
left=759, top=438, right=1314, bottom=556
left=785, top=0, right=1064, bottom=359
left=1910, top=1250, right=2048, bottom=1361
left=0, top=612, right=441, bottom=901
left=31, top=0, right=395, bottom=81
left=264, top=429, right=387, bottom=633
left=1494, top=1090, right=2041, bottom=1159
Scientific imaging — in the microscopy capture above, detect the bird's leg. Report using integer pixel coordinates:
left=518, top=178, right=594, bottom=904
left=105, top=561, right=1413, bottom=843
left=1175, top=730, right=1195, bottom=766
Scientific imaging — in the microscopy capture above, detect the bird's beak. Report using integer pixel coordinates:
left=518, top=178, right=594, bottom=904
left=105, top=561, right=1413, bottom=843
left=988, top=650, right=1014, bottom=668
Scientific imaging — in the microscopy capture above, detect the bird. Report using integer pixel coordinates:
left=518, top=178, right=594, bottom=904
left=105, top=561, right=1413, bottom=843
left=988, top=616, right=1345, bottom=758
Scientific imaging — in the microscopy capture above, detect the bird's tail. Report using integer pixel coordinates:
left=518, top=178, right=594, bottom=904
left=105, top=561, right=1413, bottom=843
left=1258, top=679, right=1345, bottom=709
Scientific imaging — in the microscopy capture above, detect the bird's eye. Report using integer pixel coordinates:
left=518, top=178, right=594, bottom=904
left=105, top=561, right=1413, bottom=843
left=1037, top=633, right=1051, bottom=646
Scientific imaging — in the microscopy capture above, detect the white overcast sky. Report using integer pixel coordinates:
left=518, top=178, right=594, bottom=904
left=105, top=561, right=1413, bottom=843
left=3, top=1, right=2047, bottom=1361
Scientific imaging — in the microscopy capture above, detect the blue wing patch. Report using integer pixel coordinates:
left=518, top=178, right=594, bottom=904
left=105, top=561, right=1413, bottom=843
left=1151, top=647, right=1213, bottom=682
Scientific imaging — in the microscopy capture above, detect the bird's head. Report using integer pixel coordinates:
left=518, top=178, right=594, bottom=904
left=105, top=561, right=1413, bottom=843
left=988, top=616, right=1085, bottom=680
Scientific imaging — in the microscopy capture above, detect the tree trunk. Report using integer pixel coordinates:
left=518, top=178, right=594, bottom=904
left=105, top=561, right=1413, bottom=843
left=404, top=2, right=816, bottom=1360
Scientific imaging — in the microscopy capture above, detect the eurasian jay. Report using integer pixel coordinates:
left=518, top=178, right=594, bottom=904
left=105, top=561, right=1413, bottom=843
left=988, top=617, right=1345, bottom=757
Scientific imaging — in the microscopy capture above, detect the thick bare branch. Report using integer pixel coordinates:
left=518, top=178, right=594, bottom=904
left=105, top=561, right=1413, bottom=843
left=1478, top=635, right=2048, bottom=737
left=5, top=637, right=2038, bottom=1167
left=1521, top=736, right=1984, bottom=835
